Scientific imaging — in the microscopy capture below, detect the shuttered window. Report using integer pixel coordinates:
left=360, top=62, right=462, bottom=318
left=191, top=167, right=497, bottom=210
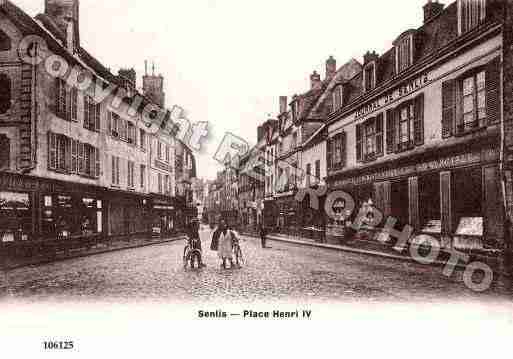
left=48, top=132, right=57, bottom=170
left=84, top=95, right=100, bottom=131
left=71, top=139, right=78, bottom=174
left=95, top=149, right=101, bottom=178
left=78, top=141, right=84, bottom=174
left=328, top=132, right=346, bottom=170
left=444, top=57, right=501, bottom=137
left=459, top=0, right=486, bottom=35
left=414, top=94, right=424, bottom=145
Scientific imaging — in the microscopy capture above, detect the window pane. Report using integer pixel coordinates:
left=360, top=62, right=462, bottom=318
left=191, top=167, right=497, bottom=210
left=476, top=71, right=485, bottom=90
left=463, top=95, right=474, bottom=114
left=463, top=77, right=474, bottom=95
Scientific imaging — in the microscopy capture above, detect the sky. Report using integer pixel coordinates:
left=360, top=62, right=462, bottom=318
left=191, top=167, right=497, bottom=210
left=17, top=0, right=427, bottom=180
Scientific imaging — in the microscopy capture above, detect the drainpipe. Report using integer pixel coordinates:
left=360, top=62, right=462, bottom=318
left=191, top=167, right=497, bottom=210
left=21, top=43, right=39, bottom=174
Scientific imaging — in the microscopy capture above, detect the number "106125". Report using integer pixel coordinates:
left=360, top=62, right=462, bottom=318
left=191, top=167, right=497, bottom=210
left=43, top=341, right=74, bottom=350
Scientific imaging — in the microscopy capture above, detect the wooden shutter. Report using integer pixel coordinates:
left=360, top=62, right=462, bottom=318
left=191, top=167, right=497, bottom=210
left=84, top=95, right=89, bottom=129
left=48, top=132, right=57, bottom=170
left=486, top=57, right=501, bottom=125
left=327, top=137, right=333, bottom=170
left=414, top=94, right=424, bottom=146
left=386, top=109, right=396, bottom=154
left=78, top=141, right=84, bottom=174
left=65, top=86, right=71, bottom=121
left=376, top=113, right=384, bottom=157
left=356, top=124, right=363, bottom=162
left=442, top=80, right=456, bottom=138
left=483, top=166, right=504, bottom=242
left=71, top=139, right=78, bottom=174
left=111, top=156, right=116, bottom=184
left=107, top=111, right=112, bottom=134
left=116, top=157, right=120, bottom=185
left=94, top=147, right=101, bottom=178
left=55, top=79, right=61, bottom=117
left=65, top=137, right=71, bottom=171
left=71, top=87, right=78, bottom=122
left=95, top=103, right=101, bottom=132
left=440, top=171, right=452, bottom=236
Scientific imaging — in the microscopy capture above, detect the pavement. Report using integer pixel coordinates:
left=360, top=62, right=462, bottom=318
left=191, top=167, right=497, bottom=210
left=0, top=226, right=510, bottom=303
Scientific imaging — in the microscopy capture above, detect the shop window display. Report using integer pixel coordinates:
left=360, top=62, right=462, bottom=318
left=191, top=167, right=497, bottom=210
left=0, top=191, right=31, bottom=242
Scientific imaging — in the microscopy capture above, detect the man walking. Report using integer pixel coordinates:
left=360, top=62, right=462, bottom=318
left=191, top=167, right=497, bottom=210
left=259, top=224, right=267, bottom=249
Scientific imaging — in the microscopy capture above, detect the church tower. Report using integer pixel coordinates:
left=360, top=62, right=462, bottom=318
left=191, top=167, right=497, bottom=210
left=142, top=61, right=166, bottom=108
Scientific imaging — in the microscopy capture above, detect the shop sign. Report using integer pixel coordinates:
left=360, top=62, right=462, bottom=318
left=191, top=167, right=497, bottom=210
left=333, top=148, right=499, bottom=187
left=0, top=173, right=39, bottom=192
left=355, top=73, right=430, bottom=120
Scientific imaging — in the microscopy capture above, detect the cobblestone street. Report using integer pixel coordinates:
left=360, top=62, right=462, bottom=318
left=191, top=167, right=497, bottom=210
left=0, top=227, right=510, bottom=303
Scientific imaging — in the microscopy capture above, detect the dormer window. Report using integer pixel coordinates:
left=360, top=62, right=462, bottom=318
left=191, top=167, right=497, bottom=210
left=458, top=0, right=486, bottom=35
left=363, top=63, right=376, bottom=93
left=395, top=33, right=414, bottom=73
left=332, top=84, right=344, bottom=111
left=292, top=99, right=301, bottom=122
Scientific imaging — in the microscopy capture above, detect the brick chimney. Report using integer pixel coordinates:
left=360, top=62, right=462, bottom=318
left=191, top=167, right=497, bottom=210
left=363, top=51, right=379, bottom=65
left=45, top=0, right=80, bottom=49
left=326, top=56, right=337, bottom=80
left=279, top=96, right=288, bottom=114
left=423, top=0, right=444, bottom=23
left=310, top=71, right=322, bottom=90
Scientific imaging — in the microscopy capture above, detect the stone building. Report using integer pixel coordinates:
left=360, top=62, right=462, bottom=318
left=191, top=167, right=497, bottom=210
left=0, top=0, right=190, bottom=243
left=324, top=0, right=508, bottom=253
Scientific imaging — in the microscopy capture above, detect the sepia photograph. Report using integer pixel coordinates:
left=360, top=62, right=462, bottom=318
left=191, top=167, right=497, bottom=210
left=0, top=0, right=512, bottom=357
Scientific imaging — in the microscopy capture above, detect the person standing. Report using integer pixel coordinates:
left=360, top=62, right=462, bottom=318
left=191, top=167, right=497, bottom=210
left=215, top=219, right=234, bottom=269
left=259, top=224, right=267, bottom=249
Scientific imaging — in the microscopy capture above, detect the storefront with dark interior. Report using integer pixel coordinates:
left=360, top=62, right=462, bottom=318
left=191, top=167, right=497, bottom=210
left=328, top=141, right=503, bottom=251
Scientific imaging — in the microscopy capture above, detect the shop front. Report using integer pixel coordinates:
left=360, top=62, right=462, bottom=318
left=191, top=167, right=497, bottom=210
left=328, top=142, right=503, bottom=251
left=149, top=195, right=176, bottom=236
left=275, top=194, right=299, bottom=236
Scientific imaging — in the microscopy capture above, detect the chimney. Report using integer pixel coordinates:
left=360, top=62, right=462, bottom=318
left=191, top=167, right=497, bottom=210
left=326, top=56, right=337, bottom=80
left=279, top=96, right=288, bottom=114
left=423, top=0, right=444, bottom=23
left=310, top=71, right=322, bottom=90
left=363, top=51, right=379, bottom=65
left=45, top=0, right=80, bottom=49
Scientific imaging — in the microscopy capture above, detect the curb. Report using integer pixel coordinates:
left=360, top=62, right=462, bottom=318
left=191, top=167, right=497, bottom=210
left=1, top=236, right=187, bottom=271
left=242, top=233, right=467, bottom=270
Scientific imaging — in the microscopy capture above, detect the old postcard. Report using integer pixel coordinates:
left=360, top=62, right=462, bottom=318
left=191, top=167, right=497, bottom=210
left=0, top=0, right=512, bottom=357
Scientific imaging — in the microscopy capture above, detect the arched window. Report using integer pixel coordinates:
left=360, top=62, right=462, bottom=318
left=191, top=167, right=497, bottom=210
left=0, top=74, right=11, bottom=114
left=0, top=30, right=11, bottom=51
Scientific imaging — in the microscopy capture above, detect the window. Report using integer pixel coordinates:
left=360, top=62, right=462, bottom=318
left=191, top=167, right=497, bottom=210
left=140, top=165, right=146, bottom=188
left=356, top=115, right=383, bottom=162
left=127, top=122, right=135, bottom=144
left=315, top=160, right=321, bottom=182
left=0, top=74, right=11, bottom=114
left=56, top=78, right=67, bottom=120
left=442, top=59, right=499, bottom=137
left=48, top=133, right=68, bottom=172
left=127, top=161, right=135, bottom=188
left=0, top=30, right=11, bottom=51
left=292, top=132, right=298, bottom=149
left=306, top=163, right=312, bottom=186
left=158, top=173, right=163, bottom=194
left=364, top=63, right=376, bottom=92
left=84, top=95, right=101, bottom=131
left=292, top=100, right=300, bottom=122
left=327, top=132, right=346, bottom=170
left=332, top=85, right=343, bottom=111
left=111, top=156, right=120, bottom=185
left=461, top=71, right=486, bottom=132
left=71, top=139, right=78, bottom=174
left=139, top=129, right=146, bottom=150
left=387, top=95, right=424, bottom=153
left=165, top=175, right=170, bottom=194
left=166, top=145, right=170, bottom=163
left=396, top=35, right=412, bottom=73
left=459, top=0, right=486, bottom=35
left=109, top=112, right=120, bottom=137
left=119, top=118, right=127, bottom=140
left=83, top=144, right=99, bottom=178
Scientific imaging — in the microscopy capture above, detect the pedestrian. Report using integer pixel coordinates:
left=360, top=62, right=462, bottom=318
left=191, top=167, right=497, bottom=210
left=215, top=219, right=235, bottom=269
left=259, top=224, right=267, bottom=249
left=188, top=219, right=205, bottom=267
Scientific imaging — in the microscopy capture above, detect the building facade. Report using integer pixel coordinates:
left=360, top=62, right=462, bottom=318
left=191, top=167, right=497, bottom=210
left=0, top=0, right=193, bottom=245
left=324, top=0, right=507, bottom=252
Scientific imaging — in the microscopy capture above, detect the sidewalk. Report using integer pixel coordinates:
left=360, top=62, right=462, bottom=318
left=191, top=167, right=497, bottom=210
left=242, top=232, right=501, bottom=271
left=1, top=235, right=187, bottom=271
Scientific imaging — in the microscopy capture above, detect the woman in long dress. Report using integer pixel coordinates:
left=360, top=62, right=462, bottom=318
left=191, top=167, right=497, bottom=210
left=217, top=221, right=234, bottom=269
